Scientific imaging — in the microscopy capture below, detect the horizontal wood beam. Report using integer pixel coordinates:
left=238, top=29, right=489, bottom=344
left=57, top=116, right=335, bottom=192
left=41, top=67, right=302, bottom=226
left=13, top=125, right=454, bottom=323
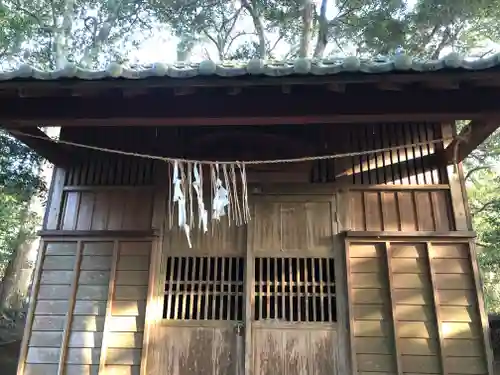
left=3, top=126, right=76, bottom=165
left=345, top=230, right=476, bottom=238
left=4, top=113, right=500, bottom=128
left=0, top=86, right=500, bottom=127
left=444, top=120, right=500, bottom=164
left=38, top=229, right=159, bottom=238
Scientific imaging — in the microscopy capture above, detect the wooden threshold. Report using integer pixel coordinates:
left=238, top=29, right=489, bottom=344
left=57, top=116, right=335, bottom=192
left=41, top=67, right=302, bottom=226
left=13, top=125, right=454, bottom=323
left=344, top=230, right=476, bottom=238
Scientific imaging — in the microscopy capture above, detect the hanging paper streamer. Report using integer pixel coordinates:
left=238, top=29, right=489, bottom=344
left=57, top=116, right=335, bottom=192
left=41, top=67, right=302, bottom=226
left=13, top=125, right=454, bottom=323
left=172, top=161, right=192, bottom=248
left=169, top=160, right=250, bottom=247
left=193, top=163, right=208, bottom=233
left=212, top=163, right=229, bottom=221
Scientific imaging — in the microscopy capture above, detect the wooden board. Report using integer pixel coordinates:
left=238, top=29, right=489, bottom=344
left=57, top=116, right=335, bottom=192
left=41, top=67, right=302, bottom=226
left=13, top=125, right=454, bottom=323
left=346, top=239, right=492, bottom=375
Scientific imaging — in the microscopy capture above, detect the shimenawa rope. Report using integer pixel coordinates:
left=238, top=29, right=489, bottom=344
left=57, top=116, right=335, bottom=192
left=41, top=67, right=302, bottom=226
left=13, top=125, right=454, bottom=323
left=8, top=129, right=460, bottom=165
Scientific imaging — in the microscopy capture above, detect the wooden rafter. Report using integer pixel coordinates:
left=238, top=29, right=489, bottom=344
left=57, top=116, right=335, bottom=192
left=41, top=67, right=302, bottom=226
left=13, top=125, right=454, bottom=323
left=444, top=120, right=500, bottom=164
left=3, top=126, right=76, bottom=166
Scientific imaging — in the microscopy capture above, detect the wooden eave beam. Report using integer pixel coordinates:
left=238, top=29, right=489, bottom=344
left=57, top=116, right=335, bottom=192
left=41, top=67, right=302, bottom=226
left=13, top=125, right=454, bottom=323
left=0, top=70, right=499, bottom=94
left=3, top=126, right=75, bottom=166
left=444, top=120, right=500, bottom=164
left=1, top=85, right=500, bottom=127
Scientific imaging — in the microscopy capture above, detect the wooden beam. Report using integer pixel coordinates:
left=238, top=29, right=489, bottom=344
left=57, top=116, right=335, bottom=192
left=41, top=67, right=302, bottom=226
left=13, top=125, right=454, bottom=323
left=345, top=230, right=476, bottom=238
left=3, top=126, right=75, bottom=165
left=0, top=85, right=500, bottom=126
left=0, top=70, right=499, bottom=94
left=4, top=113, right=500, bottom=128
left=444, top=120, right=500, bottom=163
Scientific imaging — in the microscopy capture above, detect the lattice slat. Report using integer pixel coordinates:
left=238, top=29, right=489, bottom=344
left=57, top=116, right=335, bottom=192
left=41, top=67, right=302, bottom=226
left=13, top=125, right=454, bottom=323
left=163, top=256, right=244, bottom=321
left=254, top=257, right=336, bottom=322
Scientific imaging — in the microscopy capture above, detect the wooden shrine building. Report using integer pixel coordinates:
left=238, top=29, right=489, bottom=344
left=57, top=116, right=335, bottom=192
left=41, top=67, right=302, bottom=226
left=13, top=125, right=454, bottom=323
left=3, top=53, right=500, bottom=375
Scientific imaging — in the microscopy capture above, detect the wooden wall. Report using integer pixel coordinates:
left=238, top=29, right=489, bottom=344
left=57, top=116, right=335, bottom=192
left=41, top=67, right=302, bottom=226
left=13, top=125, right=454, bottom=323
left=346, top=238, right=493, bottom=375
left=21, top=240, right=151, bottom=375
left=347, top=187, right=454, bottom=232
left=16, top=121, right=491, bottom=375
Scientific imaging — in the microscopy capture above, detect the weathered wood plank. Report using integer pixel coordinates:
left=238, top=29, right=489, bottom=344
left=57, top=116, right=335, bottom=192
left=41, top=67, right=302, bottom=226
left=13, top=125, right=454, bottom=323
left=44, top=168, right=66, bottom=230
left=58, top=241, right=84, bottom=375
left=98, top=240, right=119, bottom=373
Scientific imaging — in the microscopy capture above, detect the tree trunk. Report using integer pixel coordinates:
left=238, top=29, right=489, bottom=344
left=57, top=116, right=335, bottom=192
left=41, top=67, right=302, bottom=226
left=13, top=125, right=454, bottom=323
left=177, top=36, right=196, bottom=62
left=0, top=204, right=34, bottom=312
left=0, top=127, right=55, bottom=314
left=241, top=0, right=266, bottom=59
left=313, top=0, right=329, bottom=58
left=299, top=0, right=314, bottom=58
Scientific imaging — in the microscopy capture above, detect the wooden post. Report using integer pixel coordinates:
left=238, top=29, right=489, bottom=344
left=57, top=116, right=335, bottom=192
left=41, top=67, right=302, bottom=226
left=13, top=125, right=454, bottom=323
left=140, top=161, right=169, bottom=375
left=441, top=123, right=471, bottom=230
left=426, top=242, right=447, bottom=375
left=344, top=238, right=358, bottom=375
left=16, top=241, right=47, bottom=375
left=244, top=200, right=255, bottom=375
left=469, top=239, right=495, bottom=375
left=98, top=240, right=119, bottom=375
left=57, top=240, right=84, bottom=375
left=384, top=242, right=403, bottom=375
left=333, top=193, right=350, bottom=375
left=44, top=167, right=66, bottom=230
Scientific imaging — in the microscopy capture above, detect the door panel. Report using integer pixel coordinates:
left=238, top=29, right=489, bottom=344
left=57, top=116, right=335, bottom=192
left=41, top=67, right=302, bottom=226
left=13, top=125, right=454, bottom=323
left=252, top=198, right=336, bottom=256
left=253, top=324, right=338, bottom=375
left=248, top=195, right=342, bottom=375
left=155, top=324, right=239, bottom=375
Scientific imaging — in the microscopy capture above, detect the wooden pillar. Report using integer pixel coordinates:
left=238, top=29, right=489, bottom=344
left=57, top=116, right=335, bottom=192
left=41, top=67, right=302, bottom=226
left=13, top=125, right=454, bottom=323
left=43, top=167, right=66, bottom=230
left=441, top=123, right=471, bottom=231
left=140, top=161, right=169, bottom=375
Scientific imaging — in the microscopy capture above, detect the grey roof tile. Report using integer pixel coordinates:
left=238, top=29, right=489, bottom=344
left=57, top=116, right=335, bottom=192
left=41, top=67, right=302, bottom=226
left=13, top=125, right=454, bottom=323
left=1, top=52, right=499, bottom=81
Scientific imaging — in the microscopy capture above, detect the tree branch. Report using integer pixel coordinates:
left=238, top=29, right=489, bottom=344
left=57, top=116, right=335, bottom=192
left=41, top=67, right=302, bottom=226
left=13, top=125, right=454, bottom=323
left=465, top=165, right=492, bottom=181
left=313, top=0, right=329, bottom=58
left=471, top=200, right=497, bottom=216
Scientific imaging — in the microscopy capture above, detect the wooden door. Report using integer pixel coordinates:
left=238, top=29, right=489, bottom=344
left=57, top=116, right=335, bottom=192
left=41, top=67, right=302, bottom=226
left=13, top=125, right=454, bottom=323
left=152, top=217, right=247, bottom=375
left=246, top=194, right=346, bottom=375
left=148, top=193, right=348, bottom=375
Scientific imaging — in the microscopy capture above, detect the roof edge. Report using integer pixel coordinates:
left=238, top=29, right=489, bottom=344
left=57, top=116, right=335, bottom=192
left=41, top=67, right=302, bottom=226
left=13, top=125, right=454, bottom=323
left=2, top=52, right=500, bottom=82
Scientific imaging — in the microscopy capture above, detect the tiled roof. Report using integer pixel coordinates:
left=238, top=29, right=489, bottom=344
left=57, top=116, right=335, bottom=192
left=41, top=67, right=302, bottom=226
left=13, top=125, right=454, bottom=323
left=1, top=52, right=499, bottom=81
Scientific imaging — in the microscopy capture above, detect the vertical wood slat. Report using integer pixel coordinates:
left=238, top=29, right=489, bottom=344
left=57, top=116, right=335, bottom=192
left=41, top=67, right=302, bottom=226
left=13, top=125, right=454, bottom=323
left=44, top=167, right=66, bottom=230
left=228, top=258, right=234, bottom=320
left=244, top=202, right=255, bottom=375
left=16, top=241, right=47, bottom=375
left=273, top=257, right=279, bottom=319
left=468, top=240, right=496, bottom=375
left=98, top=240, right=119, bottom=375
left=288, top=258, right=293, bottom=320
left=384, top=242, right=403, bottom=375
left=57, top=240, right=83, bottom=375
left=426, top=242, right=448, bottom=375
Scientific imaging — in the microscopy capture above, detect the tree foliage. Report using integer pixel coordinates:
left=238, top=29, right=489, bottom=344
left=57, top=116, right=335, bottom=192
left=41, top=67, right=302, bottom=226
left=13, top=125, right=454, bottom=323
left=0, top=131, right=45, bottom=284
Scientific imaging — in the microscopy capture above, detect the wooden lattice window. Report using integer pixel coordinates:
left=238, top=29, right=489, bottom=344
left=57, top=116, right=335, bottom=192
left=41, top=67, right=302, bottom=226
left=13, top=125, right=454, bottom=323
left=163, top=256, right=244, bottom=321
left=254, top=257, right=336, bottom=322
